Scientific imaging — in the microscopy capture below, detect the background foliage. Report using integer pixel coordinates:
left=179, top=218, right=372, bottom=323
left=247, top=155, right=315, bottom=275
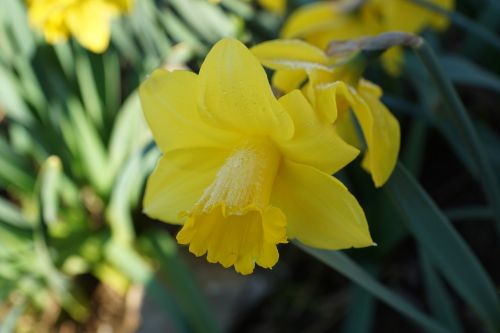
left=0, top=0, right=499, bottom=332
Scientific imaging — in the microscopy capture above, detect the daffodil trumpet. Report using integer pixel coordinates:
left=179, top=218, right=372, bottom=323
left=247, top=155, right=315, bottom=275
left=140, top=39, right=373, bottom=275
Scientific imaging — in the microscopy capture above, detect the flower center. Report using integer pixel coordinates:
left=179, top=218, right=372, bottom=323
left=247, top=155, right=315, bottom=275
left=176, top=140, right=287, bottom=274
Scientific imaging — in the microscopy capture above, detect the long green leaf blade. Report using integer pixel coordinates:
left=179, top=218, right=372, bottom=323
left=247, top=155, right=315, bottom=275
left=296, top=243, right=449, bottom=333
left=385, top=163, right=500, bottom=332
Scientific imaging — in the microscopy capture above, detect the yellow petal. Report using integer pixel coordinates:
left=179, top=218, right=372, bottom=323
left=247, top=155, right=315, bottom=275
left=282, top=2, right=370, bottom=49
left=143, top=148, right=229, bottom=224
left=427, top=0, right=454, bottom=30
left=251, top=39, right=329, bottom=71
left=380, top=47, right=404, bottom=77
left=139, top=69, right=239, bottom=153
left=258, top=0, right=286, bottom=14
left=65, top=1, right=117, bottom=53
left=28, top=0, right=70, bottom=43
left=277, top=90, right=359, bottom=174
left=313, top=80, right=352, bottom=123
left=198, top=39, right=294, bottom=140
left=334, top=110, right=363, bottom=150
left=383, top=0, right=453, bottom=33
left=350, top=80, right=400, bottom=187
left=115, top=0, right=134, bottom=11
left=271, top=160, right=373, bottom=249
left=272, top=69, right=308, bottom=93
left=281, top=2, right=340, bottom=39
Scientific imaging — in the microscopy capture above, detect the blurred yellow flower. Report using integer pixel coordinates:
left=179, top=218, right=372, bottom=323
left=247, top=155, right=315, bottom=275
left=28, top=0, right=133, bottom=53
left=258, top=0, right=286, bottom=13
left=140, top=39, right=373, bottom=274
left=281, top=0, right=454, bottom=75
left=252, top=39, right=400, bottom=187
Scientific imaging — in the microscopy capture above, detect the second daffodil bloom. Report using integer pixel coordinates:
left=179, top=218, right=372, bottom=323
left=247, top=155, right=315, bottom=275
left=251, top=39, right=400, bottom=187
left=140, top=39, right=374, bottom=274
left=258, top=0, right=286, bottom=14
left=281, top=0, right=454, bottom=75
left=28, top=0, right=133, bottom=53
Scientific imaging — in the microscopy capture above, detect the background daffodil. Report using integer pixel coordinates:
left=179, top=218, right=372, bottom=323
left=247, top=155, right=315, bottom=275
left=252, top=39, right=400, bottom=187
left=140, top=38, right=373, bottom=275
left=28, top=0, right=133, bottom=53
left=259, top=0, right=286, bottom=14
left=281, top=0, right=454, bottom=75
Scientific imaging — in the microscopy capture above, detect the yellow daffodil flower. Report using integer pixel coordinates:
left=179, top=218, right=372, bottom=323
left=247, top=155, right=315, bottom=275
left=28, top=0, right=133, bottom=53
left=258, top=0, right=286, bottom=14
left=140, top=39, right=373, bottom=274
left=281, top=0, right=454, bottom=75
left=252, top=39, right=400, bottom=187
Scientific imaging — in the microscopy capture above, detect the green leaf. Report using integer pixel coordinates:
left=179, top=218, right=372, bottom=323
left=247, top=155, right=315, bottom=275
left=106, top=93, right=145, bottom=179
left=75, top=51, right=104, bottom=128
left=169, top=0, right=237, bottom=43
left=0, top=65, right=34, bottom=125
left=414, top=41, right=500, bottom=239
left=0, top=0, right=35, bottom=60
left=296, top=243, right=449, bottom=333
left=341, top=267, right=377, bottom=333
left=441, top=55, right=500, bottom=92
left=385, top=163, right=500, bottom=333
left=419, top=249, right=463, bottom=333
left=106, top=141, right=159, bottom=244
left=39, top=156, right=62, bottom=225
left=159, top=10, right=207, bottom=54
left=67, top=97, right=110, bottom=194
left=0, top=149, right=35, bottom=193
left=0, top=221, right=33, bottom=256
left=0, top=197, right=31, bottom=229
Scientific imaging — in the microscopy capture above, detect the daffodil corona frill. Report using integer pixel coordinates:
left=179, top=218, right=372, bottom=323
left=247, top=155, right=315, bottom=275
left=251, top=39, right=400, bottom=187
left=282, top=0, right=454, bottom=75
left=28, top=0, right=133, bottom=53
left=140, top=39, right=373, bottom=274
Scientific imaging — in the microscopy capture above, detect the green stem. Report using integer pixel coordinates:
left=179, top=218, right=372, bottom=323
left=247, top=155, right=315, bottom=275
left=412, top=40, right=500, bottom=237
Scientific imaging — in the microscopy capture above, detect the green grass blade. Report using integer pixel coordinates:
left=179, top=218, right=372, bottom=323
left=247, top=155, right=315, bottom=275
left=444, top=206, right=494, bottom=221
left=341, top=274, right=376, bottom=333
left=0, top=0, right=35, bottom=59
left=39, top=156, right=62, bottom=225
left=385, top=163, right=500, bottom=333
left=169, top=0, right=237, bottom=43
left=75, top=51, right=104, bottom=128
left=0, top=65, right=34, bottom=125
left=295, top=243, right=449, bottom=333
left=419, top=249, right=463, bottom=333
left=67, top=97, right=110, bottom=194
left=441, top=55, right=500, bottom=92
left=159, top=10, right=207, bottom=55
left=0, top=197, right=31, bottom=229
left=414, top=41, right=500, bottom=237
